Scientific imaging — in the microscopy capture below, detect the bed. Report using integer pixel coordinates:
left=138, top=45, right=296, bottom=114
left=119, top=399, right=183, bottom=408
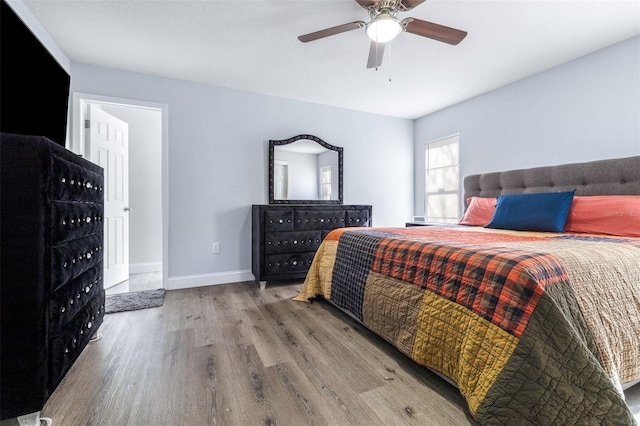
left=294, top=156, right=640, bottom=425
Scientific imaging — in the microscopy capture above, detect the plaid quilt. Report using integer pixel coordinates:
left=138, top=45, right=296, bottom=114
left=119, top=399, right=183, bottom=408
left=294, top=226, right=640, bottom=425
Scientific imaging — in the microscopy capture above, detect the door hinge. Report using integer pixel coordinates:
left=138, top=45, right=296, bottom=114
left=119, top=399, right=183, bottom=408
left=84, top=119, right=90, bottom=129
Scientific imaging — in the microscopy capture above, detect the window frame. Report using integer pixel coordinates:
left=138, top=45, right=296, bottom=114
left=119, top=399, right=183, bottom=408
left=424, top=134, right=460, bottom=223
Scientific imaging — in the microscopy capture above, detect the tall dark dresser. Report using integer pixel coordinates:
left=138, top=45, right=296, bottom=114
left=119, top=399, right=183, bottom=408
left=252, top=204, right=372, bottom=287
left=1, top=133, right=106, bottom=422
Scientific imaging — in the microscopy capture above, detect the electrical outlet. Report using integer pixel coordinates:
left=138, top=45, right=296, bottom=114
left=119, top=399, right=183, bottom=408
left=212, top=242, right=220, bottom=254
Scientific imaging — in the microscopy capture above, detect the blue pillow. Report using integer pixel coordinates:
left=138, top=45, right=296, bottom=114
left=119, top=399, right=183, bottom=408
left=486, top=191, right=575, bottom=232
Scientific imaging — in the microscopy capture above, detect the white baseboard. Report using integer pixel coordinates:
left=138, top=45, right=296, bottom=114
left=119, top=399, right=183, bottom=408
left=167, top=270, right=255, bottom=290
left=130, top=262, right=162, bottom=274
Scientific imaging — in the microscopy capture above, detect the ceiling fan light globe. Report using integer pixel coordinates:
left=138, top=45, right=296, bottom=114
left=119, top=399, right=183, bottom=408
left=366, top=15, right=401, bottom=43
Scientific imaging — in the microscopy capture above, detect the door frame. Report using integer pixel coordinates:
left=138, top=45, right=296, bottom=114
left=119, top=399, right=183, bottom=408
left=71, top=92, right=169, bottom=289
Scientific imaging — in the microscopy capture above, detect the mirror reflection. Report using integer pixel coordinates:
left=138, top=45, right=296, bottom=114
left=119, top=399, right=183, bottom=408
left=269, top=135, right=343, bottom=204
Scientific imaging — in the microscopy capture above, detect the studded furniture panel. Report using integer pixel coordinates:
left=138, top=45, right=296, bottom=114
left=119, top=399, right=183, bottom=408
left=0, top=133, right=105, bottom=420
left=252, top=204, right=372, bottom=284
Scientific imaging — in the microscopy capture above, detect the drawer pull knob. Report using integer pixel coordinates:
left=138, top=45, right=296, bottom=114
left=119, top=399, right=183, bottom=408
left=278, top=219, right=283, bottom=224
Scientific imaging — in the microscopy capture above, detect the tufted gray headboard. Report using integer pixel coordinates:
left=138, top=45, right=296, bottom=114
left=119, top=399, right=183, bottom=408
left=463, top=156, right=640, bottom=203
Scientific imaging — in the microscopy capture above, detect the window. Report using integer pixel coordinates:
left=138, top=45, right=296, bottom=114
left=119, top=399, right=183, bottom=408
left=320, top=166, right=332, bottom=200
left=425, top=134, right=460, bottom=223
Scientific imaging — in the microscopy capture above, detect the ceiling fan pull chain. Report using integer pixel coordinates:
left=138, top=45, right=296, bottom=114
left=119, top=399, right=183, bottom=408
left=388, top=41, right=393, bottom=82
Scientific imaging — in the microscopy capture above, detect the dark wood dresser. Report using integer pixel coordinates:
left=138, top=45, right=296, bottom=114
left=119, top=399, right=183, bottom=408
left=252, top=204, right=372, bottom=287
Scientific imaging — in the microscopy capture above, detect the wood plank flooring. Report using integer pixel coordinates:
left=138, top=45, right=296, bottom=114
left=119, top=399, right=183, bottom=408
left=37, top=281, right=477, bottom=425
left=4, top=281, right=638, bottom=425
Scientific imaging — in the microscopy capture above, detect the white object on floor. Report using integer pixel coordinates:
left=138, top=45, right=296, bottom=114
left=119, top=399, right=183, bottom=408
left=90, top=332, right=103, bottom=342
left=17, top=412, right=52, bottom=426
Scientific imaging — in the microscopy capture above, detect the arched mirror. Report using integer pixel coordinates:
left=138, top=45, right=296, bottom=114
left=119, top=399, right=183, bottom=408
left=269, top=134, right=343, bottom=204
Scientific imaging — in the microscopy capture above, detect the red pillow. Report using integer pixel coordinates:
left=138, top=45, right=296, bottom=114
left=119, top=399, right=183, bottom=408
left=565, top=195, right=640, bottom=237
left=459, top=197, right=497, bottom=226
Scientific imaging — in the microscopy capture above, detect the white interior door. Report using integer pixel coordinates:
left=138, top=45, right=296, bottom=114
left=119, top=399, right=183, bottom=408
left=87, top=104, right=130, bottom=288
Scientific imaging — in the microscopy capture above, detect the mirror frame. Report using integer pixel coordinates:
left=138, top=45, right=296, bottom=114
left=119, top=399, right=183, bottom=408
left=269, top=134, right=343, bottom=204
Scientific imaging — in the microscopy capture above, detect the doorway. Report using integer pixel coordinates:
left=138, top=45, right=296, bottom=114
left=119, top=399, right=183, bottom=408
left=71, top=93, right=169, bottom=294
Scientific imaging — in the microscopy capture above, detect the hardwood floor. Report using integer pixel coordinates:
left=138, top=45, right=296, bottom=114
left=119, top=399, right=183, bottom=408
left=5, top=281, right=637, bottom=425
left=36, top=281, right=477, bottom=425
left=105, top=271, right=163, bottom=295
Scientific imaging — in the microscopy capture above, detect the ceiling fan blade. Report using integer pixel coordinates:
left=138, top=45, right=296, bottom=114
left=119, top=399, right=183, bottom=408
left=298, top=21, right=366, bottom=42
left=403, top=18, right=467, bottom=45
left=366, top=41, right=385, bottom=69
left=354, top=0, right=377, bottom=9
left=399, top=0, right=426, bottom=10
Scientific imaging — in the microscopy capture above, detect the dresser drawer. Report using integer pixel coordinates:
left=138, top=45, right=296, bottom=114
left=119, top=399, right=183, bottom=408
left=264, top=231, right=322, bottom=254
left=346, top=209, right=371, bottom=227
left=48, top=262, right=103, bottom=335
left=264, top=252, right=316, bottom=275
left=51, top=234, right=104, bottom=292
left=49, top=291, right=104, bottom=389
left=50, top=201, right=103, bottom=245
left=264, top=210, right=294, bottom=232
left=51, top=155, right=104, bottom=204
left=295, top=210, right=346, bottom=230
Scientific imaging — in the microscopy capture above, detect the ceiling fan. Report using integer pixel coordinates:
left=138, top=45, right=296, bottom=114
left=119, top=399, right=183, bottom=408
left=298, top=0, right=467, bottom=69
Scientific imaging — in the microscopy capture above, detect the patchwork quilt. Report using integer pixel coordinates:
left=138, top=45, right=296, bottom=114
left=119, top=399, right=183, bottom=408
left=294, top=226, right=640, bottom=425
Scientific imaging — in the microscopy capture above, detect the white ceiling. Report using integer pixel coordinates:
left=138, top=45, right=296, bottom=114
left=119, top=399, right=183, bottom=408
left=22, top=0, right=640, bottom=119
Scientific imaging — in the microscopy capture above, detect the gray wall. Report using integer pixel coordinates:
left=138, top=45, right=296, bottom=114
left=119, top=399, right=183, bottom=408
left=70, top=63, right=414, bottom=287
left=414, top=35, right=640, bottom=215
